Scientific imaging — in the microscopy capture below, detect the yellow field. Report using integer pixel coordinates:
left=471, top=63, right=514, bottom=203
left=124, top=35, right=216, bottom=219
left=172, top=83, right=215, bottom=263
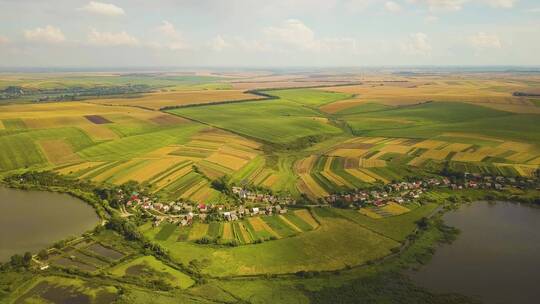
left=361, top=169, right=389, bottom=183
left=218, top=146, right=257, bottom=160
left=379, top=145, right=412, bottom=154
left=296, top=155, right=317, bottom=174
left=152, top=165, right=193, bottom=192
left=205, top=152, right=249, bottom=170
left=262, top=174, right=279, bottom=188
left=247, top=217, right=279, bottom=238
left=511, top=164, right=540, bottom=177
left=359, top=208, right=383, bottom=219
left=528, top=157, right=540, bottom=165
left=299, top=173, right=329, bottom=197
left=381, top=202, right=410, bottom=216
left=419, top=149, right=450, bottom=160
left=92, top=159, right=146, bottom=183
left=187, top=223, right=209, bottom=241
left=328, top=148, right=369, bottom=158
left=180, top=180, right=207, bottom=199
left=293, top=209, right=319, bottom=229
left=317, top=78, right=538, bottom=113
left=413, top=140, right=446, bottom=149
left=114, top=157, right=187, bottom=184
left=506, top=152, right=537, bottom=163
left=344, top=168, right=377, bottom=183
left=55, top=161, right=104, bottom=175
left=279, top=215, right=302, bottom=232
left=189, top=186, right=218, bottom=202
left=498, top=141, right=537, bottom=153
left=222, top=223, right=233, bottom=240
left=78, top=124, right=118, bottom=140
left=89, top=90, right=262, bottom=110
left=358, top=158, right=386, bottom=168
left=237, top=223, right=252, bottom=243
left=39, top=139, right=80, bottom=164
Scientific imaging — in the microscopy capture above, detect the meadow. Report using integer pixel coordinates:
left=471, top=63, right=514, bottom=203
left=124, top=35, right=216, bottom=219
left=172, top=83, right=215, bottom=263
left=168, top=97, right=343, bottom=145
left=140, top=207, right=403, bottom=277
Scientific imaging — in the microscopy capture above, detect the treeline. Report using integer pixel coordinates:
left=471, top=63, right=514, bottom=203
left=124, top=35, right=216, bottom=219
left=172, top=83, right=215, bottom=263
left=0, top=84, right=152, bottom=101
left=3, top=171, right=115, bottom=219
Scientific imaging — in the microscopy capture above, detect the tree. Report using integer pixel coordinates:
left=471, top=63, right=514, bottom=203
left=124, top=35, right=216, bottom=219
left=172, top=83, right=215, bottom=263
left=23, top=252, right=32, bottom=267
left=38, top=249, right=48, bottom=260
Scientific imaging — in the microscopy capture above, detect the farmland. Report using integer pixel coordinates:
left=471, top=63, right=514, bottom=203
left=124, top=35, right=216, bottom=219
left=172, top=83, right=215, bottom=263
left=1, top=70, right=539, bottom=304
left=140, top=207, right=406, bottom=277
left=141, top=209, right=320, bottom=246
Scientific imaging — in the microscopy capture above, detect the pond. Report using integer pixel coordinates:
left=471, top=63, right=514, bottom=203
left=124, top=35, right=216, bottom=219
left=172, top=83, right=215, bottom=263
left=409, top=201, right=540, bottom=304
left=0, top=187, right=100, bottom=262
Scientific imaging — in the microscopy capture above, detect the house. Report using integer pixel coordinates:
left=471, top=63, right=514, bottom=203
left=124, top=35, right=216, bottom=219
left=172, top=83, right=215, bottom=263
left=198, top=203, right=208, bottom=212
left=251, top=207, right=259, bottom=215
left=232, top=186, right=242, bottom=194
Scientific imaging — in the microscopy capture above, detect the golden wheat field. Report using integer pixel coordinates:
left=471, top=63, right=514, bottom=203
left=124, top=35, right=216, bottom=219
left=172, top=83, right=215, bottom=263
left=317, top=77, right=540, bottom=114
left=88, top=90, right=263, bottom=110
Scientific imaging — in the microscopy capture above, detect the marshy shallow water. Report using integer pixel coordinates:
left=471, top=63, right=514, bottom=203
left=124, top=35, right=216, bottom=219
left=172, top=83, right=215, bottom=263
left=409, top=201, right=540, bottom=304
left=0, top=187, right=100, bottom=262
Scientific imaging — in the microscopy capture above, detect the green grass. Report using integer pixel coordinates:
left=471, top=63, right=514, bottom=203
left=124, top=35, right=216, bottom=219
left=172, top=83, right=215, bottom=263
left=268, top=88, right=353, bottom=106
left=150, top=214, right=399, bottom=277
left=78, top=124, right=202, bottom=160
left=1, top=119, right=27, bottom=130
left=261, top=216, right=298, bottom=238
left=336, top=102, right=393, bottom=115
left=167, top=99, right=343, bottom=145
left=0, top=127, right=95, bottom=171
left=331, top=203, right=439, bottom=242
left=109, top=256, right=195, bottom=289
left=282, top=213, right=314, bottom=232
left=207, top=222, right=223, bottom=239
left=154, top=223, right=178, bottom=241
left=341, top=102, right=540, bottom=142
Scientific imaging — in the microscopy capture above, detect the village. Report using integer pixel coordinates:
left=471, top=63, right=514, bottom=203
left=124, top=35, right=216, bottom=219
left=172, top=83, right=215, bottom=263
left=118, top=185, right=295, bottom=227
left=116, top=172, right=539, bottom=228
left=325, top=173, right=540, bottom=208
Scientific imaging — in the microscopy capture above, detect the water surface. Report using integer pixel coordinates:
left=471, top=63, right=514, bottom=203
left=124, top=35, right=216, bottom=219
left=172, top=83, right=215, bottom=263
left=0, top=187, right=100, bottom=262
left=409, top=201, right=540, bottom=304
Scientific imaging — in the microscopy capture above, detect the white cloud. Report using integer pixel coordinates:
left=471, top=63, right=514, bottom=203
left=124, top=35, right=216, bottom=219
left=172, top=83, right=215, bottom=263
left=263, top=19, right=316, bottom=49
left=262, top=19, right=359, bottom=53
left=385, top=1, right=402, bottom=12
left=408, top=0, right=518, bottom=11
left=407, top=0, right=468, bottom=12
left=527, top=7, right=540, bottom=13
left=24, top=25, right=66, bottom=43
left=401, top=32, right=432, bottom=55
left=482, top=0, right=517, bottom=8
left=87, top=29, right=138, bottom=46
left=469, top=32, right=502, bottom=49
left=80, top=1, right=125, bottom=16
left=425, top=15, right=439, bottom=22
left=210, top=35, right=231, bottom=52
left=343, top=0, right=374, bottom=12
left=156, top=21, right=188, bottom=50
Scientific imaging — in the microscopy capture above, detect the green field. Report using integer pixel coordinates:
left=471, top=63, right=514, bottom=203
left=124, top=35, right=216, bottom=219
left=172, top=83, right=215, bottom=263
left=110, top=256, right=195, bottom=289
left=168, top=99, right=343, bottom=145
left=269, top=88, right=353, bottom=106
left=141, top=210, right=401, bottom=277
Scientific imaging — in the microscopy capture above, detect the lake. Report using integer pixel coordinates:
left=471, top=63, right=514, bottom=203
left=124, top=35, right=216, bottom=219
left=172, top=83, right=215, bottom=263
left=0, top=187, right=100, bottom=262
left=409, top=201, right=540, bottom=304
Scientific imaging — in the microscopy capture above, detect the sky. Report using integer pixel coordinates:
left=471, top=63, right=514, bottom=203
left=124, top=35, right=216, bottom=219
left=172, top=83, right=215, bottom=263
left=0, top=0, right=539, bottom=67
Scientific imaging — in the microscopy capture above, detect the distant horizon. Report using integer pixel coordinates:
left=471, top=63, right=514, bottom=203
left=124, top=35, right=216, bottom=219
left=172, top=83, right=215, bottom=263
left=1, top=65, right=540, bottom=74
